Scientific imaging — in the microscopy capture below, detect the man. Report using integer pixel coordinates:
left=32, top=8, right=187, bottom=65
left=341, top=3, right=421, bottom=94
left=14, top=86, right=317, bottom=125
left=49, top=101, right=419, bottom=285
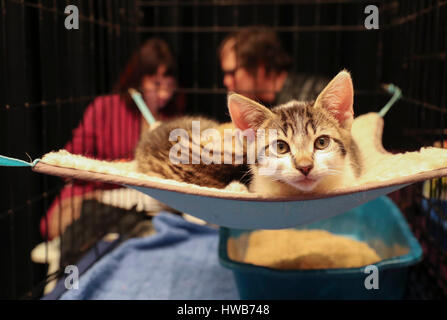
left=219, top=26, right=329, bottom=107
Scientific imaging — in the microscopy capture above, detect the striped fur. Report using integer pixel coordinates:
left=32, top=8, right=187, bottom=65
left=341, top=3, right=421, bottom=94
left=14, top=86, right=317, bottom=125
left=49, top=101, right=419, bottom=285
left=135, top=116, right=251, bottom=189
left=134, top=100, right=362, bottom=192
left=136, top=71, right=362, bottom=194
left=261, top=100, right=361, bottom=175
left=249, top=99, right=362, bottom=195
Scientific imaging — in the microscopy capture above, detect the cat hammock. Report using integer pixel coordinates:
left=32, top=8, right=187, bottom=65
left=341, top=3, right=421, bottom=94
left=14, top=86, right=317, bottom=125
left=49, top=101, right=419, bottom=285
left=4, top=110, right=447, bottom=229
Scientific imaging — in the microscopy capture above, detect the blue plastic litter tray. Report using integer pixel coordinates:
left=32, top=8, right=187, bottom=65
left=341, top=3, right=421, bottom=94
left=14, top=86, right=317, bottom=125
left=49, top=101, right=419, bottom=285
left=219, top=196, right=423, bottom=300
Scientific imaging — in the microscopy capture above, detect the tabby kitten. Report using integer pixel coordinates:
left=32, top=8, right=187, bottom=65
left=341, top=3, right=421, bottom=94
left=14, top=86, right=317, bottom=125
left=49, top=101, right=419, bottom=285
left=135, top=116, right=251, bottom=189
left=135, top=70, right=362, bottom=195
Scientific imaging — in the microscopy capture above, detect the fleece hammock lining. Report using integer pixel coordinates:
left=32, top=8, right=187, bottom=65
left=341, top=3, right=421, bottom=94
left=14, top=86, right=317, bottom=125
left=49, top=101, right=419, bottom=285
left=34, top=113, right=447, bottom=202
left=31, top=112, right=447, bottom=229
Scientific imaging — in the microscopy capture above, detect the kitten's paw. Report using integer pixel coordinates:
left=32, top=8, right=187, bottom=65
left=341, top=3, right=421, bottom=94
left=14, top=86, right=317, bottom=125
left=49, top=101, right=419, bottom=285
left=224, top=181, right=249, bottom=193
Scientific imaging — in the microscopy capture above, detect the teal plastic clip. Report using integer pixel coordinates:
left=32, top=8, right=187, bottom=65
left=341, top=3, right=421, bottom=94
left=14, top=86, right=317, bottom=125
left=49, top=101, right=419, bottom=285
left=379, top=83, right=402, bottom=117
left=0, top=155, right=40, bottom=167
left=128, top=88, right=156, bottom=126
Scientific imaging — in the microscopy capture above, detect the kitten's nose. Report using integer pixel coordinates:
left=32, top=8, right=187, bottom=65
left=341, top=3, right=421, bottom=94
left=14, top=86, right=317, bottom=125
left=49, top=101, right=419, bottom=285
left=298, top=164, right=314, bottom=176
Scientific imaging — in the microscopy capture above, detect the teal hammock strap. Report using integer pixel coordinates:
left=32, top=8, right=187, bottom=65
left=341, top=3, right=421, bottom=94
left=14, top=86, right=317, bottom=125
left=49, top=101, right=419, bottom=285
left=128, top=88, right=156, bottom=126
left=379, top=83, right=402, bottom=118
left=0, top=155, right=40, bottom=167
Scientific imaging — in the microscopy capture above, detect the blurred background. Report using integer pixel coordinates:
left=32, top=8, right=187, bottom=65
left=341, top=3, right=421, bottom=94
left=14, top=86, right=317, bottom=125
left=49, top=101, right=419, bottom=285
left=0, top=0, right=446, bottom=299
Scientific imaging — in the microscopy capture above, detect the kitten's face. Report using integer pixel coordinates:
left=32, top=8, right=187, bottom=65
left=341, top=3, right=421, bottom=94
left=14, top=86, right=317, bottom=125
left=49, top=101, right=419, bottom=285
left=256, top=101, right=350, bottom=191
left=228, top=70, right=355, bottom=193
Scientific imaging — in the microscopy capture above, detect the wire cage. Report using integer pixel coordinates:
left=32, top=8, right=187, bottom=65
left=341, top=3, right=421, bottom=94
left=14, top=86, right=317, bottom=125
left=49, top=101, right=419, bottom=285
left=0, top=0, right=446, bottom=299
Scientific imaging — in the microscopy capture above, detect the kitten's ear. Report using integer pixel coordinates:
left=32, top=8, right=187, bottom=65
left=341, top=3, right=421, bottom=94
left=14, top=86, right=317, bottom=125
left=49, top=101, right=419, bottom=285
left=314, top=70, right=354, bottom=130
left=228, top=93, right=273, bottom=131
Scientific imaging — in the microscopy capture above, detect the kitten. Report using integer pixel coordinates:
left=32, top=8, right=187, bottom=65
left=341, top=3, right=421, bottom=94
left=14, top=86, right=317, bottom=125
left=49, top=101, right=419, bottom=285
left=135, top=116, right=252, bottom=189
left=135, top=70, right=362, bottom=195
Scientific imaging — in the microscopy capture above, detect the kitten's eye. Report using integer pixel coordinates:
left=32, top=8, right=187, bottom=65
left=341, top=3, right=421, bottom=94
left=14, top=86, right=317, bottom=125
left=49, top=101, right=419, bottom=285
left=314, top=135, right=330, bottom=150
left=274, top=140, right=290, bottom=155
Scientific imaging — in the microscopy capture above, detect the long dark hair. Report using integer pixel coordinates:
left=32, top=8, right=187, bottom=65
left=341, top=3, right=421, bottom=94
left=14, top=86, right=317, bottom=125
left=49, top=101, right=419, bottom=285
left=114, top=38, right=184, bottom=118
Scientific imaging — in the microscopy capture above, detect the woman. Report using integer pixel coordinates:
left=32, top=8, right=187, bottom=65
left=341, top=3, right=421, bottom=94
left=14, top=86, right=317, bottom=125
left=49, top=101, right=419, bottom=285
left=41, top=38, right=185, bottom=240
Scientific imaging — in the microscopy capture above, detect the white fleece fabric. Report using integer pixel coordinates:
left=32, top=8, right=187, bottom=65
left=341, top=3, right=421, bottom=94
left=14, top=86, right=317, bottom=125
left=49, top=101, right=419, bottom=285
left=40, top=113, right=447, bottom=195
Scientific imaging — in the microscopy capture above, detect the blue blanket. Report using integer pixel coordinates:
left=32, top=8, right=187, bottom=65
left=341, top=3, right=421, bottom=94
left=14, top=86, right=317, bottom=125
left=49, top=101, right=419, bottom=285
left=59, top=213, right=240, bottom=300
